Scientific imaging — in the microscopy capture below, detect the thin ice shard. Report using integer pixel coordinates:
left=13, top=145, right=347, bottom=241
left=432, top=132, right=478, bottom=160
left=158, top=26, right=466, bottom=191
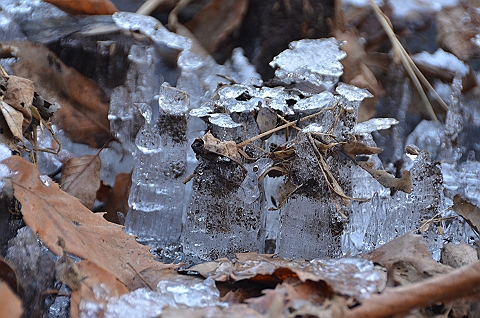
left=79, top=277, right=223, bottom=318
left=354, top=118, right=399, bottom=134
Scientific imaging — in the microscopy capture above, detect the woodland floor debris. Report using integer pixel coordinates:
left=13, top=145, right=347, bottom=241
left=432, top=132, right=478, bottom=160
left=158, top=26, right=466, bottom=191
left=1, top=0, right=480, bottom=317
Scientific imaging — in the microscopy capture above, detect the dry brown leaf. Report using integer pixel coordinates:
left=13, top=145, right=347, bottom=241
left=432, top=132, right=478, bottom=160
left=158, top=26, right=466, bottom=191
left=202, top=131, right=241, bottom=162
left=55, top=237, right=84, bottom=291
left=71, top=260, right=128, bottom=318
left=0, top=101, right=24, bottom=141
left=102, top=172, right=132, bottom=224
left=60, top=155, right=101, bottom=209
left=9, top=41, right=111, bottom=148
left=2, top=76, right=33, bottom=131
left=0, top=109, right=17, bottom=152
left=44, top=0, right=118, bottom=15
left=184, top=0, right=249, bottom=54
left=441, top=242, right=478, bottom=269
left=0, top=281, right=23, bottom=318
left=0, top=258, right=19, bottom=295
left=359, top=161, right=412, bottom=193
left=452, top=194, right=480, bottom=234
left=362, top=233, right=451, bottom=279
left=341, top=140, right=382, bottom=157
left=95, top=181, right=111, bottom=204
left=246, top=288, right=285, bottom=315
left=256, top=107, right=277, bottom=140
left=3, top=156, right=177, bottom=286
left=437, top=4, right=480, bottom=61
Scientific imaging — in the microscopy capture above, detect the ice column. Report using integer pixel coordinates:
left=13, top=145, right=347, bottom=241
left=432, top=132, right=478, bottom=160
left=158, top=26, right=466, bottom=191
left=275, top=83, right=372, bottom=259
left=125, top=84, right=189, bottom=244
left=275, top=132, right=352, bottom=259
left=183, top=85, right=270, bottom=261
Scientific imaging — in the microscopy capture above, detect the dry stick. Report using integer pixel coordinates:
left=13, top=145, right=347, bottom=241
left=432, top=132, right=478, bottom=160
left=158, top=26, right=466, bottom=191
left=341, top=261, right=480, bottom=318
left=307, top=134, right=353, bottom=205
left=368, top=0, right=446, bottom=120
left=136, top=0, right=176, bottom=15
left=136, top=0, right=161, bottom=15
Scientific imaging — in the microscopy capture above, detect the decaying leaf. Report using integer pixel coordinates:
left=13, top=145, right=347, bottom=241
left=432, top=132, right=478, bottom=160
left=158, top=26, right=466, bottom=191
left=452, top=194, right=480, bottom=235
left=101, top=172, right=132, bottom=224
left=44, top=0, right=118, bottom=15
left=60, top=155, right=101, bottom=210
left=202, top=131, right=241, bottom=162
left=341, top=140, right=382, bottom=157
left=2, top=75, right=33, bottom=131
left=333, top=29, right=384, bottom=122
left=441, top=242, right=478, bottom=269
left=3, top=156, right=177, bottom=286
left=9, top=41, right=111, bottom=148
left=185, top=252, right=383, bottom=300
left=161, top=304, right=263, bottom=318
left=55, top=237, right=84, bottom=291
left=70, top=260, right=129, bottom=318
left=0, top=281, right=23, bottom=318
left=437, top=4, right=480, bottom=61
left=359, top=161, right=412, bottom=193
left=0, top=258, right=19, bottom=295
left=184, top=0, right=249, bottom=54
left=362, top=233, right=451, bottom=280
left=0, top=101, right=24, bottom=141
left=246, top=287, right=285, bottom=316
left=256, top=107, right=277, bottom=140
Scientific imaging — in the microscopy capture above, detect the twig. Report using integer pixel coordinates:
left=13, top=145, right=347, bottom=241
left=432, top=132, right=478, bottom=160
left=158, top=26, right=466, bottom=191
left=237, top=101, right=339, bottom=148
left=341, top=261, right=480, bottom=318
left=136, top=0, right=170, bottom=15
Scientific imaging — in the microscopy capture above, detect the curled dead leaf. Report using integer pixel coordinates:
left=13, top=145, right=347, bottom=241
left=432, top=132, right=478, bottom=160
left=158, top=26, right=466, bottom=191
left=201, top=131, right=241, bottom=162
left=101, top=172, right=132, bottom=224
left=358, top=161, right=412, bottom=193
left=0, top=101, right=24, bottom=141
left=2, top=76, right=33, bottom=131
left=0, top=258, right=19, bottom=295
left=452, top=194, right=480, bottom=235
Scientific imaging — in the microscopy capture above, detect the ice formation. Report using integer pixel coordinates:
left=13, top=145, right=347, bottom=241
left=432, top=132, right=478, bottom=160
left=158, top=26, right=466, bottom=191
left=79, top=277, right=224, bottom=318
